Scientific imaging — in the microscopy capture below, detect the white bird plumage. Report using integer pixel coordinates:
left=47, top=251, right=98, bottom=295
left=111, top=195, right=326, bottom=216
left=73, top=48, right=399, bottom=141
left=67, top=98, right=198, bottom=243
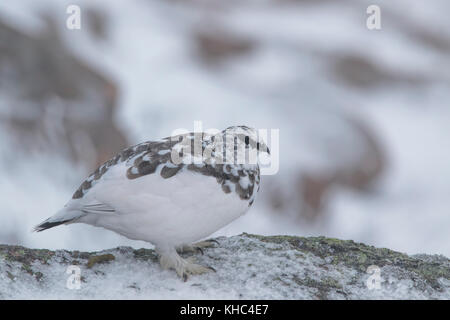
left=35, top=125, right=269, bottom=280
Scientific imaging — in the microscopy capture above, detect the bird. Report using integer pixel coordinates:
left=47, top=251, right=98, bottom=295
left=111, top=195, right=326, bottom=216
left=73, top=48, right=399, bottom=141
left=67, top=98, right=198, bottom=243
left=34, top=125, right=270, bottom=280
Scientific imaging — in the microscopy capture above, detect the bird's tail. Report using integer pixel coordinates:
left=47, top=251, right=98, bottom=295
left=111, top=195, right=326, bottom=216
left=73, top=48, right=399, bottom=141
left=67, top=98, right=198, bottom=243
left=33, top=207, right=83, bottom=232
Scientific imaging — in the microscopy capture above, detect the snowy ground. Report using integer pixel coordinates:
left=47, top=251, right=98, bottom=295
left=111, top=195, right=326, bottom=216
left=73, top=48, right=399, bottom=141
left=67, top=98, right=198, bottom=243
left=1, top=234, right=448, bottom=299
left=0, top=0, right=449, bottom=259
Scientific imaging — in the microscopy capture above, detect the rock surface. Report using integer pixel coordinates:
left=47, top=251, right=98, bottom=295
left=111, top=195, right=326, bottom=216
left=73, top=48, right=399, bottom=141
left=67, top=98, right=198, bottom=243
left=0, top=234, right=448, bottom=299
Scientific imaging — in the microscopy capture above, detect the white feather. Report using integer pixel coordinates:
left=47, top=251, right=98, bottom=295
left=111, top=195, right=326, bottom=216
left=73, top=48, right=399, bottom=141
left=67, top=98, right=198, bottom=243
left=61, top=162, right=249, bottom=246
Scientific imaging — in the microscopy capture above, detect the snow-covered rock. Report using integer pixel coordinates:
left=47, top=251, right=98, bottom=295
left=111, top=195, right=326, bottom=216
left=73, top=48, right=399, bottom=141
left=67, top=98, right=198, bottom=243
left=1, top=233, right=448, bottom=299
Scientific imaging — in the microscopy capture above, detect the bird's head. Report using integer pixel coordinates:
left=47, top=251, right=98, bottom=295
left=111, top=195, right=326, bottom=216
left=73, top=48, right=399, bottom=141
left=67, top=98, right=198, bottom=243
left=222, top=125, right=270, bottom=155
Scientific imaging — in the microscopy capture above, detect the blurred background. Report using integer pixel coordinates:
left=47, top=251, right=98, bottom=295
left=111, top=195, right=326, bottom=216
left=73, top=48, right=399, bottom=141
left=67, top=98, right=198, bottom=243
left=0, top=0, right=449, bottom=256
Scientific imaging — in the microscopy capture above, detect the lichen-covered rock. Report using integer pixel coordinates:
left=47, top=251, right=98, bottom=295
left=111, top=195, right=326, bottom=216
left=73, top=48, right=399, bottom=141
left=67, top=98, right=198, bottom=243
left=0, top=234, right=448, bottom=299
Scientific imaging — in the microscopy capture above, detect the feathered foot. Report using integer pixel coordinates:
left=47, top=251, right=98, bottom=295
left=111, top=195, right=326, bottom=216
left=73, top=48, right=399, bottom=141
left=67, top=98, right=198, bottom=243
left=158, top=247, right=215, bottom=281
left=176, top=239, right=219, bottom=255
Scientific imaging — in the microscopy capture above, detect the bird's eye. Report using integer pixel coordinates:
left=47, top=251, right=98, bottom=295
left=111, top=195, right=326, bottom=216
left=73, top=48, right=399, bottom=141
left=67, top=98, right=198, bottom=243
left=256, top=142, right=260, bottom=150
left=245, top=136, right=250, bottom=145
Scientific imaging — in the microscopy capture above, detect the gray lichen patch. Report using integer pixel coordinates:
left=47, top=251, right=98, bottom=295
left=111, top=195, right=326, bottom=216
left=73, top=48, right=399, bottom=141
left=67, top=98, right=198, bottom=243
left=86, top=254, right=116, bottom=269
left=0, top=245, right=55, bottom=265
left=133, top=248, right=159, bottom=263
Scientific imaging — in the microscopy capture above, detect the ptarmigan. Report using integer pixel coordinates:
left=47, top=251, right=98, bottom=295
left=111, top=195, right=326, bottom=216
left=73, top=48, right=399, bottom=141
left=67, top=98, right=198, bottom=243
left=35, top=125, right=270, bottom=280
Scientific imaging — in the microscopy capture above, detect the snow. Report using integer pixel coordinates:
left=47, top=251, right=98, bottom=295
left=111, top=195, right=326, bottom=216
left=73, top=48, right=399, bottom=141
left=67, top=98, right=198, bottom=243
left=1, top=234, right=448, bottom=299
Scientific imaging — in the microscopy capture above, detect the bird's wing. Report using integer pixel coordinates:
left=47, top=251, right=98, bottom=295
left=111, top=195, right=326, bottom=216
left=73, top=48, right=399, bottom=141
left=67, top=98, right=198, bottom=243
left=80, top=202, right=116, bottom=215
left=71, top=138, right=178, bottom=200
